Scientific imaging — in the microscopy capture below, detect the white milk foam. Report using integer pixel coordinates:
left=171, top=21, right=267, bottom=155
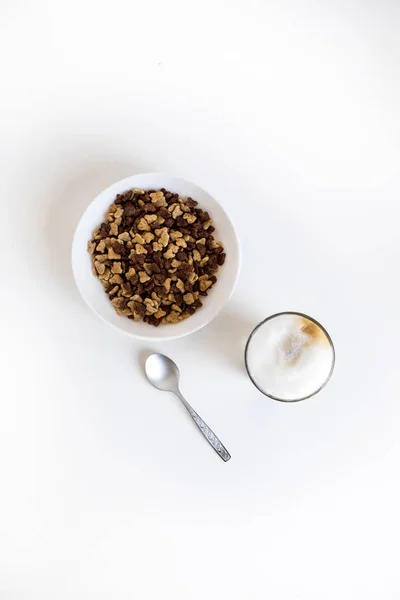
left=247, top=314, right=333, bottom=400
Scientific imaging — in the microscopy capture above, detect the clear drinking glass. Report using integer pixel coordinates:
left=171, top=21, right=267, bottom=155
left=244, top=311, right=335, bottom=402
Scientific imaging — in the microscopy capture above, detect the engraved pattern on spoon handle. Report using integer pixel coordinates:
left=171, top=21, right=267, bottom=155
left=175, top=391, right=231, bottom=462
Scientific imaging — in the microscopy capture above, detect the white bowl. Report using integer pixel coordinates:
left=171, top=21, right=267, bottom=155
left=71, top=173, right=240, bottom=341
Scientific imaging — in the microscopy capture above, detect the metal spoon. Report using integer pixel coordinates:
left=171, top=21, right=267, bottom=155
left=145, top=353, right=231, bottom=462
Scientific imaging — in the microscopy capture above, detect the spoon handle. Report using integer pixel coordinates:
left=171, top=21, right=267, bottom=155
left=175, top=391, right=231, bottom=462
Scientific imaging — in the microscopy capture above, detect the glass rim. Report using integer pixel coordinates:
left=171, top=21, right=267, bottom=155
left=244, top=311, right=335, bottom=403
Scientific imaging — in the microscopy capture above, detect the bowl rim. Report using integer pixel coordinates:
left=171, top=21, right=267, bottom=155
left=244, top=311, right=335, bottom=402
left=71, top=172, right=241, bottom=341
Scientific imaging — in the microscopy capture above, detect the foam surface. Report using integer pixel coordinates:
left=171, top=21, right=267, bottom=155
left=247, top=314, right=334, bottom=400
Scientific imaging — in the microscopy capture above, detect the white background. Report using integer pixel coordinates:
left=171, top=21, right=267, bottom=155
left=1, top=1, right=399, bottom=598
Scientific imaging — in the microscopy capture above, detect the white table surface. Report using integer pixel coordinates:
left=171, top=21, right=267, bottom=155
left=1, top=1, right=399, bottom=598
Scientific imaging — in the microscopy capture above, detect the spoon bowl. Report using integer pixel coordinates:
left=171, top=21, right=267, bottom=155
left=145, top=353, right=180, bottom=392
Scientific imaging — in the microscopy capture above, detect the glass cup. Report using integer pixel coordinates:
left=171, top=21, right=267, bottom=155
left=244, top=311, right=335, bottom=402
